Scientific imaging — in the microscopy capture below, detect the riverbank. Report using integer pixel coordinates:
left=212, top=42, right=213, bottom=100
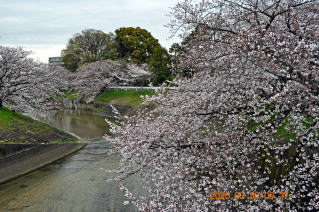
left=95, top=89, right=155, bottom=108
left=0, top=108, right=78, bottom=144
left=0, top=90, right=155, bottom=144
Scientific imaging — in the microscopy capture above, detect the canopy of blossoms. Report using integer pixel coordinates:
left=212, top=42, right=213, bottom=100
left=107, top=0, right=319, bottom=211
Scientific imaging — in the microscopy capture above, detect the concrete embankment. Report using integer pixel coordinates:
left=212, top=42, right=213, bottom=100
left=0, top=144, right=86, bottom=184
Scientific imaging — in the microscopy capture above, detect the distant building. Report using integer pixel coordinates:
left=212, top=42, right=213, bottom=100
left=48, top=57, right=63, bottom=66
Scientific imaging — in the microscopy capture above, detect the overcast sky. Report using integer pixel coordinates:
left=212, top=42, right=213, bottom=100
left=0, top=0, right=181, bottom=63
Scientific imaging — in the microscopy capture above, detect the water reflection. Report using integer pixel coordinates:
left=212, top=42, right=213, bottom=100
left=30, top=109, right=110, bottom=140
left=0, top=141, right=141, bottom=212
left=0, top=105, right=143, bottom=212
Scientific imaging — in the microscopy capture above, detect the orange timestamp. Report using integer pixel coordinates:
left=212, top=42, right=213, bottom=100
left=208, top=192, right=289, bottom=200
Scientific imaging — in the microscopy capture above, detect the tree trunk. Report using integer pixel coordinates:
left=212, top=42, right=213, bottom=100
left=0, top=98, right=2, bottom=109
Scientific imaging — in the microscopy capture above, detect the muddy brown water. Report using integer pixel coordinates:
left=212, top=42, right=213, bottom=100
left=31, top=109, right=111, bottom=140
left=0, top=108, right=144, bottom=212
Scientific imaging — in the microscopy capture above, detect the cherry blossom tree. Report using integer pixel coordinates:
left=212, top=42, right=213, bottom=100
left=69, top=60, right=151, bottom=102
left=0, top=45, right=150, bottom=111
left=107, top=0, right=319, bottom=211
left=0, top=46, right=59, bottom=111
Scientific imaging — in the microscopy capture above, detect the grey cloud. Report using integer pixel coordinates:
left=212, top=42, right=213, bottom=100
left=0, top=0, right=181, bottom=62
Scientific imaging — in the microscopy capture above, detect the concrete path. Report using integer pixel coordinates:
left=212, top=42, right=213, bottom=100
left=0, top=141, right=143, bottom=212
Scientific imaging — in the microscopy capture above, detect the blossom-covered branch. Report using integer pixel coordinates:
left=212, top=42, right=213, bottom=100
left=0, top=46, right=61, bottom=111
left=107, top=0, right=319, bottom=211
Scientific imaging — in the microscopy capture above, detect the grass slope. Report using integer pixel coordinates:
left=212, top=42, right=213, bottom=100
left=95, top=90, right=155, bottom=107
left=0, top=108, right=77, bottom=144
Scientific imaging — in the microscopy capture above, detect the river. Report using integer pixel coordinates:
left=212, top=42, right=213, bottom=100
left=0, top=107, right=143, bottom=212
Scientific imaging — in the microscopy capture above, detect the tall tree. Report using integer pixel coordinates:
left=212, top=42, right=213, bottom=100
left=147, top=46, right=172, bottom=85
left=116, top=27, right=173, bottom=84
left=62, top=29, right=119, bottom=71
left=108, top=0, right=319, bottom=211
left=115, top=27, right=161, bottom=64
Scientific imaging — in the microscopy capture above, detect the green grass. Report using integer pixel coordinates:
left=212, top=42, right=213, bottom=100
left=91, top=107, right=103, bottom=113
left=0, top=108, right=14, bottom=122
left=57, top=91, right=78, bottom=100
left=95, top=90, right=156, bottom=107
left=0, top=107, right=33, bottom=125
left=0, top=107, right=77, bottom=144
left=48, top=140, right=77, bottom=144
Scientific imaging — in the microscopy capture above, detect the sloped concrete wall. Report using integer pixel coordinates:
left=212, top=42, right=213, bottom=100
left=0, top=144, right=86, bottom=184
